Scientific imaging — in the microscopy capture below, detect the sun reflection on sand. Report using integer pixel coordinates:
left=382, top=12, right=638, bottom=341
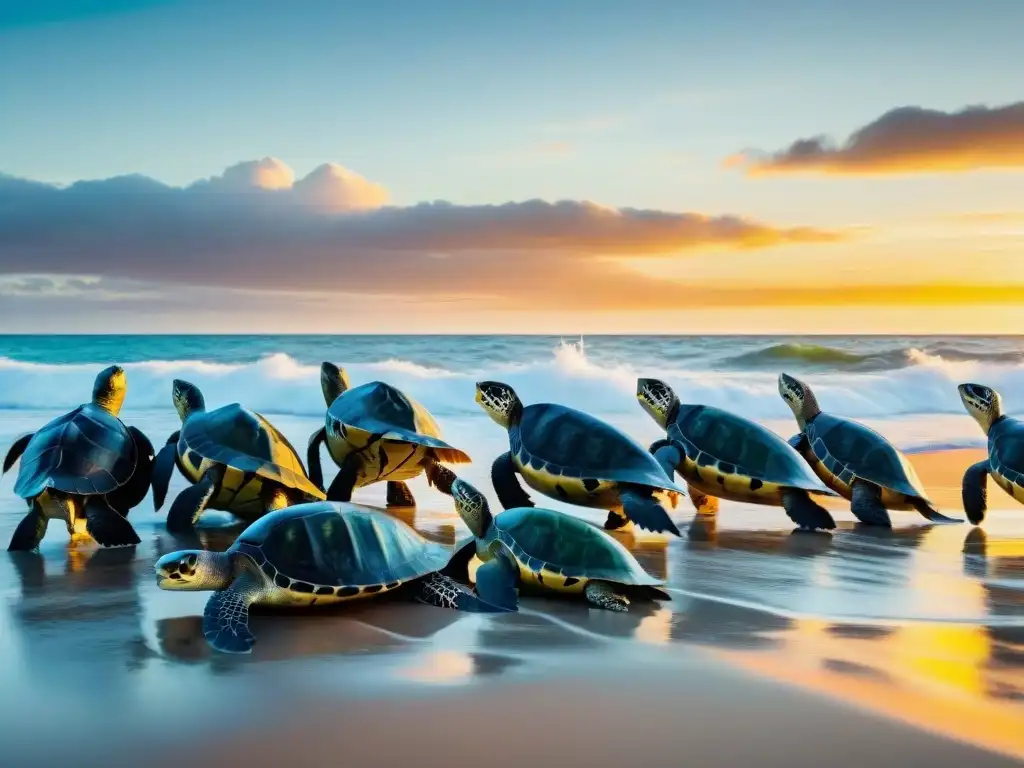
left=400, top=650, right=476, bottom=684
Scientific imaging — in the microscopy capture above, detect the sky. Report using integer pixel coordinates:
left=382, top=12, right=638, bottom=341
left=1, top=0, right=1023, bottom=334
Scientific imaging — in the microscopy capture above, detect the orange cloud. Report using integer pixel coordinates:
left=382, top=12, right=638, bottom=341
left=728, top=101, right=1024, bottom=176
left=678, top=283, right=1024, bottom=308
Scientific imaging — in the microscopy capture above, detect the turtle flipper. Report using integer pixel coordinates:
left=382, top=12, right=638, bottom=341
left=442, top=539, right=478, bottom=580
left=473, top=554, right=520, bottom=611
left=910, top=498, right=962, bottom=524
left=167, top=464, right=223, bottom=532
left=787, top=433, right=809, bottom=452
left=850, top=480, right=892, bottom=527
left=387, top=481, right=417, bottom=507
left=619, top=484, right=681, bottom=536
left=3, top=432, right=33, bottom=475
left=781, top=488, right=836, bottom=531
left=603, top=510, right=632, bottom=531
left=687, top=485, right=719, bottom=514
left=8, top=502, right=48, bottom=552
left=584, top=580, right=629, bottom=612
left=962, top=460, right=991, bottom=525
left=84, top=497, right=141, bottom=547
left=203, top=571, right=263, bottom=654
left=491, top=451, right=534, bottom=509
left=649, top=439, right=682, bottom=482
left=151, top=431, right=181, bottom=511
left=414, top=572, right=513, bottom=613
left=325, top=454, right=359, bottom=502
left=307, top=427, right=327, bottom=492
left=424, top=461, right=458, bottom=497
left=106, top=426, right=156, bottom=515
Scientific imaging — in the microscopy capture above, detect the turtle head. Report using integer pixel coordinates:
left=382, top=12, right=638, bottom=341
left=451, top=478, right=493, bottom=539
left=636, top=378, right=679, bottom=430
left=959, top=383, right=1003, bottom=435
left=320, top=362, right=351, bottom=406
left=778, top=373, right=821, bottom=429
left=155, top=550, right=233, bottom=591
left=475, top=381, right=522, bottom=429
left=92, top=365, right=127, bottom=416
left=172, top=379, right=206, bottom=422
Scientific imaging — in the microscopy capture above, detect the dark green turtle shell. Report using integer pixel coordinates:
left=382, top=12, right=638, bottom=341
left=327, top=381, right=470, bottom=463
left=14, top=403, right=136, bottom=499
left=180, top=404, right=323, bottom=498
left=806, top=412, right=929, bottom=499
left=493, top=507, right=662, bottom=585
left=512, top=403, right=687, bottom=493
left=231, top=502, right=452, bottom=593
left=670, top=404, right=832, bottom=493
left=989, top=416, right=1024, bottom=486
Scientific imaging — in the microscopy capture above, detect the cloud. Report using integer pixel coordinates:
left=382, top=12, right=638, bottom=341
left=0, top=159, right=841, bottom=309
left=728, top=101, right=1024, bottom=176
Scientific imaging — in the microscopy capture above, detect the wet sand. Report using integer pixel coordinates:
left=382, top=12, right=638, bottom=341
left=1, top=413, right=1022, bottom=767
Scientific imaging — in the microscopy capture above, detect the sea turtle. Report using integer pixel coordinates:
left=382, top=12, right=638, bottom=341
left=150, top=379, right=325, bottom=532
left=636, top=377, right=839, bottom=531
left=155, top=501, right=507, bottom=653
left=475, top=380, right=685, bottom=536
left=307, top=363, right=471, bottom=507
left=2, top=365, right=154, bottom=550
left=435, top=473, right=671, bottom=612
left=958, top=382, right=1024, bottom=524
left=779, top=373, right=961, bottom=526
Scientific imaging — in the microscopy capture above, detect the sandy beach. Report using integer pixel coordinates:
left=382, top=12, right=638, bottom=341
left=1, top=412, right=1022, bottom=768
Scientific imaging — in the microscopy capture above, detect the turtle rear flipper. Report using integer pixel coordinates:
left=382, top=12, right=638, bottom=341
left=8, top=502, right=48, bottom=551
left=962, top=460, right=990, bottom=524
left=203, top=572, right=262, bottom=654
left=84, top=497, right=140, bottom=547
left=584, top=580, right=629, bottom=612
left=910, top=497, right=962, bottom=524
left=151, top=431, right=181, bottom=510
left=619, top=485, right=680, bottom=536
left=167, top=464, right=223, bottom=532
left=414, top=572, right=512, bottom=613
left=3, top=433, right=33, bottom=475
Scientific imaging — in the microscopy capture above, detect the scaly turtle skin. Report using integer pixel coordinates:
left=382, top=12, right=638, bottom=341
left=475, top=381, right=685, bottom=536
left=779, top=373, right=961, bottom=527
left=150, top=379, right=325, bottom=532
left=439, top=474, right=670, bottom=612
left=636, top=377, right=839, bottom=531
left=2, top=365, right=154, bottom=550
left=155, top=501, right=509, bottom=653
left=958, top=383, right=1024, bottom=525
left=307, top=363, right=471, bottom=508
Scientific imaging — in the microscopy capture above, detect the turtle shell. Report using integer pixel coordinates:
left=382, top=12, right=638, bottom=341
left=328, top=381, right=470, bottom=463
left=493, top=506, right=662, bottom=586
left=670, top=404, right=830, bottom=492
left=806, top=412, right=930, bottom=500
left=514, top=403, right=686, bottom=493
left=988, top=416, right=1024, bottom=490
left=180, top=404, right=322, bottom=498
left=14, top=403, right=137, bottom=499
left=231, top=502, right=452, bottom=590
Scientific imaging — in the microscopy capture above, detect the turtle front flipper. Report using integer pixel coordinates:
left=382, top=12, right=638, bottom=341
left=3, top=432, right=33, bottom=475
left=781, top=488, right=836, bottom=531
left=414, top=572, right=513, bottom=613
left=603, top=510, right=632, bottom=531
left=306, top=427, right=327, bottom=491
left=325, top=454, right=359, bottom=502
left=687, top=485, right=719, bottom=514
left=649, top=439, right=682, bottom=482
left=962, top=460, right=991, bottom=525
left=151, top=431, right=181, bottom=511
left=167, top=464, right=224, bottom=532
left=787, top=433, right=809, bottom=452
left=203, top=571, right=263, bottom=654
left=584, top=580, right=629, bottom=612
left=107, top=426, right=156, bottom=515
left=491, top=452, right=534, bottom=509
left=909, top=498, right=962, bottom=524
left=387, top=481, right=417, bottom=507
left=619, top=484, right=681, bottom=536
left=84, top=497, right=141, bottom=547
left=473, top=554, right=520, bottom=611
left=850, top=480, right=892, bottom=527
left=8, top=502, right=48, bottom=552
